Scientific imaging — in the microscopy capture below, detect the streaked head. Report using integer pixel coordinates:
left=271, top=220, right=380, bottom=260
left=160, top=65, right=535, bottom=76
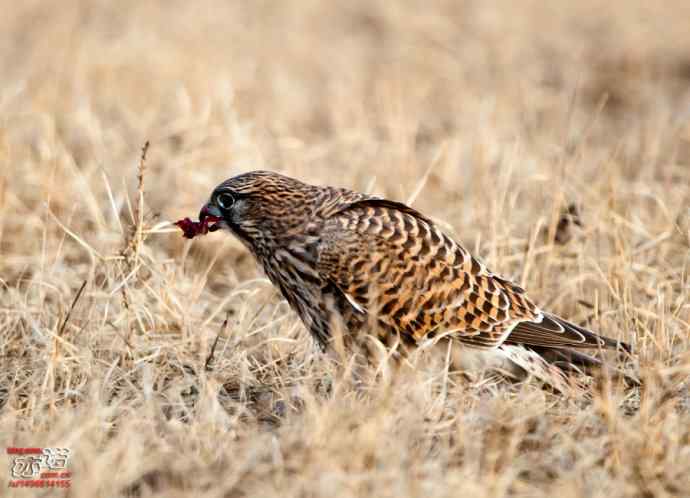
left=199, top=170, right=319, bottom=253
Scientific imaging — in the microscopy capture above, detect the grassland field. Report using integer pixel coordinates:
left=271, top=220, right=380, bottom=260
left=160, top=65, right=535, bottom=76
left=1, top=1, right=690, bottom=496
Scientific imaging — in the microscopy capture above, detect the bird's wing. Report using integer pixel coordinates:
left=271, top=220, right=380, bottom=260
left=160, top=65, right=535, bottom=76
left=316, top=198, right=620, bottom=351
left=506, top=313, right=628, bottom=351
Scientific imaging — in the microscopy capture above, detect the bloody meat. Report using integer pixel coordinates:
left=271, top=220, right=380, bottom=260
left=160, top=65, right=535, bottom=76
left=174, top=215, right=220, bottom=239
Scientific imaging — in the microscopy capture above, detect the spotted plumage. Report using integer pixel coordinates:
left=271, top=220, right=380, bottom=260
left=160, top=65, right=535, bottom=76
left=196, top=171, right=633, bottom=390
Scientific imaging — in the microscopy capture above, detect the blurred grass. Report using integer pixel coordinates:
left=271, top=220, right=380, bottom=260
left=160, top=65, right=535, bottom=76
left=1, top=1, right=690, bottom=496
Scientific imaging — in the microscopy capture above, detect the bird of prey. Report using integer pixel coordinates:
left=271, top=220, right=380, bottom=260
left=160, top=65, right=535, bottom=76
left=180, top=171, right=633, bottom=391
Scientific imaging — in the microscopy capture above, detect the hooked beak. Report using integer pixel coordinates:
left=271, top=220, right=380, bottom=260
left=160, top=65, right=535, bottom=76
left=199, top=203, right=222, bottom=222
left=199, top=203, right=223, bottom=232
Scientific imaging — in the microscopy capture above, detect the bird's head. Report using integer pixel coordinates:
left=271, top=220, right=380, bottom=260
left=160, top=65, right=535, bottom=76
left=199, top=170, right=321, bottom=254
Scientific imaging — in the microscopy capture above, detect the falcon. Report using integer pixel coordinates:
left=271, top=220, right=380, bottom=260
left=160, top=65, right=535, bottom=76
left=178, top=171, right=633, bottom=390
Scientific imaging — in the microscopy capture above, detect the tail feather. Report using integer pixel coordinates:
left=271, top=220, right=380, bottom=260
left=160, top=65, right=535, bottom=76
left=530, top=346, right=640, bottom=387
left=498, top=344, right=639, bottom=393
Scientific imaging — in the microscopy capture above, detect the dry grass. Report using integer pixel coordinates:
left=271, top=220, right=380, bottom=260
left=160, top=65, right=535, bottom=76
left=2, top=1, right=690, bottom=496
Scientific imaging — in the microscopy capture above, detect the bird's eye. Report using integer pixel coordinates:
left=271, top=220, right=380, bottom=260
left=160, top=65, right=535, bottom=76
left=216, top=192, right=235, bottom=210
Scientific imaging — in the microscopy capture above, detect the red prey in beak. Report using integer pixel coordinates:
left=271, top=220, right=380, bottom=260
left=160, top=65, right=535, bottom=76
left=174, top=204, right=222, bottom=239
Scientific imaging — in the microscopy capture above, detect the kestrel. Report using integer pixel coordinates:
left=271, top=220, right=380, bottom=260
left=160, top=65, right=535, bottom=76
left=180, top=171, right=633, bottom=390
